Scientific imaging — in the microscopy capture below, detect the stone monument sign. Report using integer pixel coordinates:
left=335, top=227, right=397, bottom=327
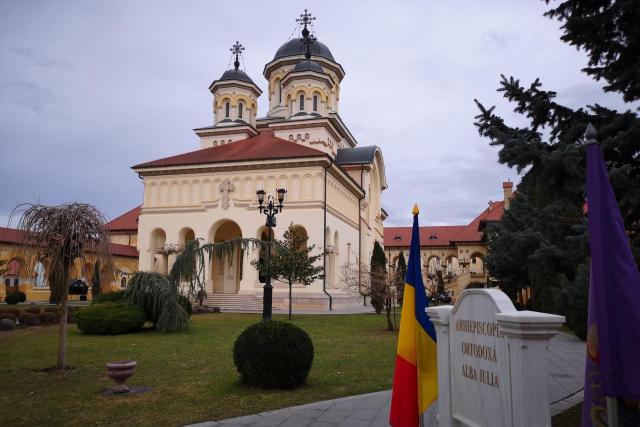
left=427, top=289, right=565, bottom=427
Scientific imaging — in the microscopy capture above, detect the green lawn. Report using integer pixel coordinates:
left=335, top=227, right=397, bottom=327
left=0, top=313, right=397, bottom=426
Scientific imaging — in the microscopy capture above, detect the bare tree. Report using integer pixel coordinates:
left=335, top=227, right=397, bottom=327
left=14, top=203, right=112, bottom=372
left=339, top=259, right=397, bottom=330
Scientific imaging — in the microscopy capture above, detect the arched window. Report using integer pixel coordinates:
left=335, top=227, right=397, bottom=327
left=120, top=276, right=127, bottom=288
left=238, top=102, right=243, bottom=119
left=313, top=95, right=318, bottom=112
left=225, top=102, right=230, bottom=118
left=299, top=94, right=305, bottom=111
left=278, top=81, right=282, bottom=104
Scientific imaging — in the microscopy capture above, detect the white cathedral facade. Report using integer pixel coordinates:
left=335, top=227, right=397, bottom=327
left=131, top=14, right=387, bottom=309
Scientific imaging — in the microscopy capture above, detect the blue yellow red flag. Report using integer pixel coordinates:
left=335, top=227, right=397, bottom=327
left=390, top=205, right=438, bottom=427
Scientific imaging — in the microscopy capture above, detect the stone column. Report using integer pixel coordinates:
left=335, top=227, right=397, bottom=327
left=496, top=311, right=565, bottom=427
left=239, top=246, right=259, bottom=296
left=426, top=305, right=456, bottom=427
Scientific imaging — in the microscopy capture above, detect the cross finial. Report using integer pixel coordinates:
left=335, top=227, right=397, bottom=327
left=296, top=9, right=316, bottom=29
left=230, top=41, right=244, bottom=69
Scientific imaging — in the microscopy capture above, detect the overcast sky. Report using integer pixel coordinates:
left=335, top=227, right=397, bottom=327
left=0, top=1, right=629, bottom=228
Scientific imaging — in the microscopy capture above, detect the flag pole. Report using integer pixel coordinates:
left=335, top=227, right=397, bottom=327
left=606, top=397, right=619, bottom=426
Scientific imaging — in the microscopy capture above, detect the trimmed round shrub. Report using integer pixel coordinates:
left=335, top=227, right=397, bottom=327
left=25, top=307, right=41, bottom=315
left=5, top=293, right=20, bottom=305
left=0, top=313, right=17, bottom=322
left=76, top=303, right=145, bottom=335
left=0, top=318, right=16, bottom=331
left=16, top=292, right=26, bottom=303
left=19, top=312, right=40, bottom=327
left=233, top=321, right=314, bottom=389
left=39, top=311, right=58, bottom=325
left=93, top=290, right=127, bottom=304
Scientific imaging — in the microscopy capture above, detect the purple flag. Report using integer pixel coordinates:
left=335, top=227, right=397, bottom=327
left=582, top=124, right=640, bottom=426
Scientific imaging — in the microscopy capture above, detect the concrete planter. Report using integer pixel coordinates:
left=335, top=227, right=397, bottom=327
left=106, top=360, right=137, bottom=394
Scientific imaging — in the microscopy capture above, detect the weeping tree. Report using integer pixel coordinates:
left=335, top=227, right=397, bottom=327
left=14, top=203, right=112, bottom=372
left=127, top=271, right=190, bottom=332
left=169, top=236, right=282, bottom=305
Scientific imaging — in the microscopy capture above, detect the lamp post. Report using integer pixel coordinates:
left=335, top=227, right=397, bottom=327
left=256, top=188, right=287, bottom=320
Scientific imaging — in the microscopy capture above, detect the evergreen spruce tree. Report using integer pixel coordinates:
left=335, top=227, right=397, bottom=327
left=475, top=0, right=640, bottom=340
left=370, top=241, right=387, bottom=315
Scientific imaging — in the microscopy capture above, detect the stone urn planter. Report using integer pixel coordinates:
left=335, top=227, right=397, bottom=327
left=106, top=360, right=137, bottom=394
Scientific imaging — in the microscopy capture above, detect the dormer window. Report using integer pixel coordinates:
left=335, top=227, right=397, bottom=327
left=394, top=234, right=402, bottom=240
left=313, top=95, right=318, bottom=112
left=225, top=102, right=230, bottom=118
left=238, top=102, right=243, bottom=119
left=429, top=234, right=438, bottom=240
left=299, top=94, right=305, bottom=111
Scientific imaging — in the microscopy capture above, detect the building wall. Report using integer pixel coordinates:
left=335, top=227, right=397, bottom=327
left=0, top=242, right=138, bottom=303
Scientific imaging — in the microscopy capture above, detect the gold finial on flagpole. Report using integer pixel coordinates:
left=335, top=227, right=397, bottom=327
left=412, top=204, right=420, bottom=215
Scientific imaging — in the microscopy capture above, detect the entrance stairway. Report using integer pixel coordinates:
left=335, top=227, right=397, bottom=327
left=205, top=294, right=263, bottom=312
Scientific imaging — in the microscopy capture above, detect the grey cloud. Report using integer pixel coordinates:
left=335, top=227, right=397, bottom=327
left=0, top=0, right=628, bottom=230
left=10, top=47, right=74, bottom=69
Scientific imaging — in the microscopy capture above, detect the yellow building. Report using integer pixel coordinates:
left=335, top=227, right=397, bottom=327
left=384, top=181, right=512, bottom=301
left=0, top=226, right=139, bottom=303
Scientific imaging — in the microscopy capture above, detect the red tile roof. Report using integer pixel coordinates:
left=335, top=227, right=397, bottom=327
left=384, top=225, right=467, bottom=247
left=0, top=226, right=139, bottom=258
left=106, top=205, right=141, bottom=232
left=108, top=243, right=139, bottom=258
left=384, top=200, right=506, bottom=248
left=133, top=130, right=327, bottom=169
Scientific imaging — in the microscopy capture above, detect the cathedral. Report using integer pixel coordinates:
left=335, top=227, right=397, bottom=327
left=125, top=12, right=387, bottom=310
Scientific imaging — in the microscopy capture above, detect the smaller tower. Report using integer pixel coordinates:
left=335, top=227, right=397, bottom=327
left=209, top=41, right=262, bottom=127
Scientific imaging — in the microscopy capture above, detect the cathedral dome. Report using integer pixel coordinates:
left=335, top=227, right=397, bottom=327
left=274, top=38, right=335, bottom=62
left=218, top=68, right=256, bottom=84
left=293, top=60, right=324, bottom=73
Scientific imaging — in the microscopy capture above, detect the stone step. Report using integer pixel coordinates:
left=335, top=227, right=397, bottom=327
left=203, top=294, right=263, bottom=312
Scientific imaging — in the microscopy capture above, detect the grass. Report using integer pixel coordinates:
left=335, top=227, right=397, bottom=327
left=0, top=313, right=397, bottom=426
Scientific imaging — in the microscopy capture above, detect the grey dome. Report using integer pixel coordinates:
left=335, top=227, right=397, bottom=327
left=274, top=38, right=335, bottom=61
left=218, top=68, right=256, bottom=84
left=293, top=60, right=324, bottom=73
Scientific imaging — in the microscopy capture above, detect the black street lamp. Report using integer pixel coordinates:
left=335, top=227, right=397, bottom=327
left=256, top=188, right=287, bottom=320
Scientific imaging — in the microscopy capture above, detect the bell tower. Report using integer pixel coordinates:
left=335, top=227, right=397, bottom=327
left=209, top=41, right=262, bottom=127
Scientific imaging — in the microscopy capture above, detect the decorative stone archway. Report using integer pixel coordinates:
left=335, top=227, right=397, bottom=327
left=211, top=220, right=242, bottom=294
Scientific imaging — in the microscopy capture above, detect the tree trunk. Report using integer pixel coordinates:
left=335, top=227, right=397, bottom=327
left=56, top=261, right=71, bottom=372
left=385, top=298, right=393, bottom=331
left=288, top=282, right=292, bottom=320
left=57, top=287, right=69, bottom=372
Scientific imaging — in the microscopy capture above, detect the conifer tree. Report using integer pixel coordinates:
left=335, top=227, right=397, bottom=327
left=395, top=252, right=407, bottom=306
left=92, top=261, right=101, bottom=298
left=474, top=0, right=640, bottom=340
left=370, top=241, right=387, bottom=315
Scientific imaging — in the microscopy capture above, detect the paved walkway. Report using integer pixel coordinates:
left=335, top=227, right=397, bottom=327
left=187, top=333, right=585, bottom=427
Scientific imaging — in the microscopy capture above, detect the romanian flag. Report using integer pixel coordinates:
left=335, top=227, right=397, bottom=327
left=390, top=205, right=438, bottom=427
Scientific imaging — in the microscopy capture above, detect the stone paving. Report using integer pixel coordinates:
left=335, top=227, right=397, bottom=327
left=187, top=332, right=585, bottom=427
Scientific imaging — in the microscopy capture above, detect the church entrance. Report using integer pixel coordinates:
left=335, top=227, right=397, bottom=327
left=211, top=220, right=242, bottom=294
